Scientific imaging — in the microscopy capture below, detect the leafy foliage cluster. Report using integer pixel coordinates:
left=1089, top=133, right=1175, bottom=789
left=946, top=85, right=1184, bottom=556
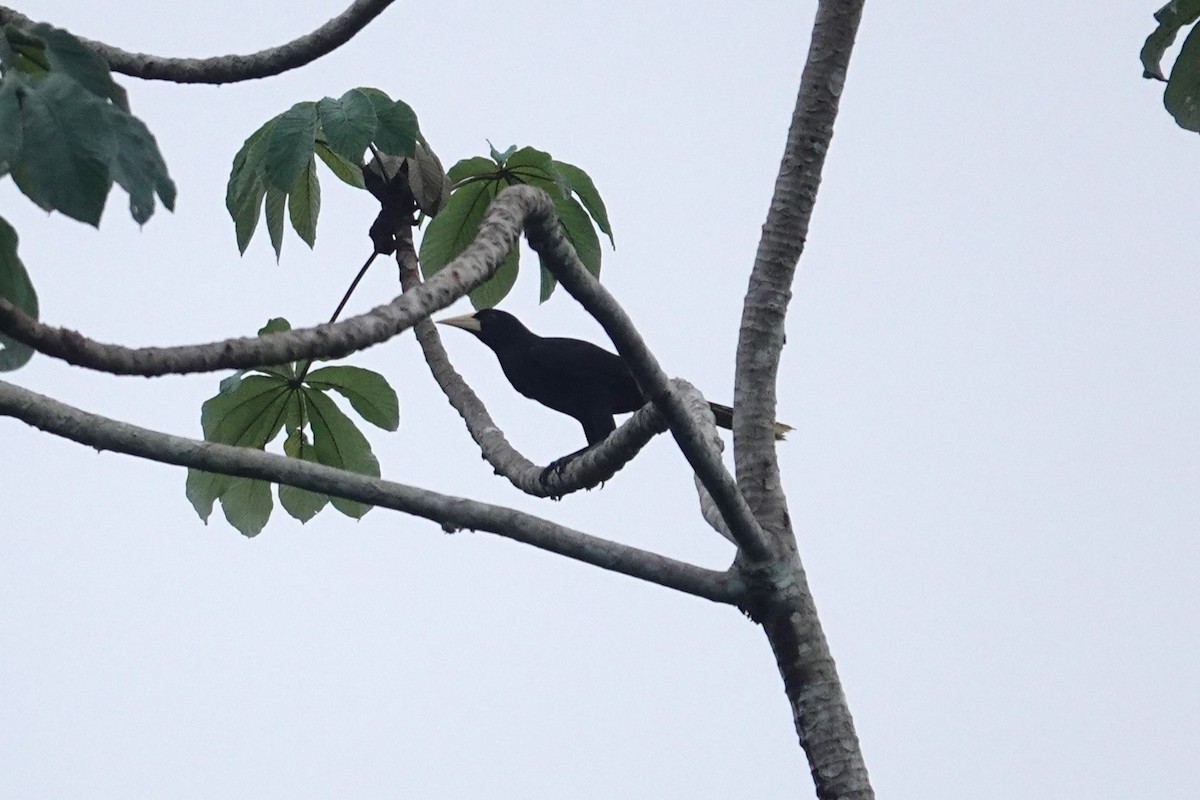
left=420, top=144, right=613, bottom=309
left=0, top=21, right=621, bottom=535
left=0, top=23, right=174, bottom=370
left=200, top=97, right=615, bottom=532
left=186, top=319, right=399, bottom=536
left=225, top=87, right=422, bottom=258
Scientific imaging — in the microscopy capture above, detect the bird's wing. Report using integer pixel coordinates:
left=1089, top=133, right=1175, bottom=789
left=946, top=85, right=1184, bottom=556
left=528, top=337, right=644, bottom=412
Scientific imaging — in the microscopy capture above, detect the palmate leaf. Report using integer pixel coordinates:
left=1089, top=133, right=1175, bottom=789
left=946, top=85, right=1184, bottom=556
left=424, top=144, right=614, bottom=306
left=9, top=73, right=115, bottom=225
left=0, top=26, right=174, bottom=226
left=22, top=23, right=129, bottom=110
left=185, top=318, right=399, bottom=534
left=226, top=88, right=421, bottom=256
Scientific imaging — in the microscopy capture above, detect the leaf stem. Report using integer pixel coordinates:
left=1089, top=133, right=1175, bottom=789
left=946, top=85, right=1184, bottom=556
left=293, top=250, right=378, bottom=383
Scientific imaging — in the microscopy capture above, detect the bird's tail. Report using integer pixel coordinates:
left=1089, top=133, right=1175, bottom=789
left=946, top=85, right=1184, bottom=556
left=707, top=402, right=793, bottom=440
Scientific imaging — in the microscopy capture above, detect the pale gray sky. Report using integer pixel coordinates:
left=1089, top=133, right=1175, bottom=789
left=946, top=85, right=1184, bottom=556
left=2, top=1, right=1197, bottom=797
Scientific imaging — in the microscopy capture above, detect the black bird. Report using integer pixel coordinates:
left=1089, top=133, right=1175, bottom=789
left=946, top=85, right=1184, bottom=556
left=438, top=309, right=790, bottom=448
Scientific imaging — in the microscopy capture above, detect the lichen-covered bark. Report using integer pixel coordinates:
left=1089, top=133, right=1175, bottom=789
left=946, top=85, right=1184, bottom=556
left=0, top=1, right=398, bottom=84
left=731, top=1, right=874, bottom=796
left=745, top=555, right=873, bottom=799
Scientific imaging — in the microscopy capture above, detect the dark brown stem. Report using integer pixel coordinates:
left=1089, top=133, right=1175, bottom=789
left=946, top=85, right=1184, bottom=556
left=293, top=251, right=378, bottom=384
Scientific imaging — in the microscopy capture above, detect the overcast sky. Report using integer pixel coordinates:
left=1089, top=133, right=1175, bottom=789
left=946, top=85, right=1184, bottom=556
left=2, top=1, right=1197, bottom=797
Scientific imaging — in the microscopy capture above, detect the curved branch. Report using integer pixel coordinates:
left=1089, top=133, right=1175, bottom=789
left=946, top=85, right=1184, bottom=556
left=0, top=1, right=398, bottom=84
left=517, top=191, right=774, bottom=562
left=0, top=181, right=763, bottom=555
left=413, top=316, right=668, bottom=498
left=0, top=378, right=742, bottom=604
left=0, top=188, right=526, bottom=376
left=382, top=188, right=766, bottom=554
left=388, top=226, right=667, bottom=499
left=733, top=0, right=866, bottom=540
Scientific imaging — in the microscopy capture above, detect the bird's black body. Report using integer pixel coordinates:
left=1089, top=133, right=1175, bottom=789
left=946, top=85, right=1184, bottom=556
left=441, top=309, right=642, bottom=445
left=438, top=309, right=789, bottom=450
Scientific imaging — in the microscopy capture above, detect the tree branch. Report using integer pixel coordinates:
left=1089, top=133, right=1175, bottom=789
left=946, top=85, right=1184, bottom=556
left=413, top=315, right=669, bottom=498
left=0, top=378, right=742, bottom=604
left=733, top=0, right=865, bottom=542
left=0, top=1, right=398, bottom=84
left=728, top=2, right=874, bottom=797
left=389, top=225, right=667, bottom=499
left=517, top=193, right=774, bottom=562
left=0, top=187, right=527, bottom=377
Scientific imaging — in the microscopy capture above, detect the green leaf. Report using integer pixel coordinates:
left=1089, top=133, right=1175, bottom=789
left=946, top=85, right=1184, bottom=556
left=447, top=156, right=497, bottom=183
left=552, top=194, right=602, bottom=279
left=306, top=390, right=379, bottom=518
left=227, top=119, right=274, bottom=208
left=1165, top=20, right=1200, bottom=130
left=553, top=160, right=613, bottom=246
left=200, top=375, right=291, bottom=447
left=104, top=104, right=175, bottom=224
left=317, top=89, right=376, bottom=162
left=265, top=184, right=286, bottom=258
left=254, top=317, right=295, bottom=379
left=359, top=88, right=418, bottom=156
left=1, top=26, right=48, bottom=75
left=258, top=317, right=292, bottom=336
left=219, top=477, right=273, bottom=537
left=185, top=467, right=231, bottom=522
left=506, top=146, right=558, bottom=180
left=470, top=245, right=519, bottom=310
left=218, top=370, right=245, bottom=395
left=489, top=141, right=517, bottom=165
left=0, top=31, right=12, bottom=69
left=539, top=261, right=557, bottom=303
left=29, top=23, right=129, bottom=110
left=1143, top=0, right=1200, bottom=80
left=230, top=176, right=266, bottom=254
left=186, top=372, right=292, bottom=535
left=305, top=365, right=399, bottom=431
left=0, top=79, right=24, bottom=170
left=315, top=140, right=366, bottom=189
left=226, top=119, right=275, bottom=252
left=264, top=101, right=318, bottom=191
left=9, top=73, right=116, bottom=226
left=405, top=142, right=451, bottom=216
left=418, top=178, right=499, bottom=276
left=279, top=428, right=329, bottom=522
left=288, top=156, right=320, bottom=248
left=0, top=216, right=38, bottom=371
